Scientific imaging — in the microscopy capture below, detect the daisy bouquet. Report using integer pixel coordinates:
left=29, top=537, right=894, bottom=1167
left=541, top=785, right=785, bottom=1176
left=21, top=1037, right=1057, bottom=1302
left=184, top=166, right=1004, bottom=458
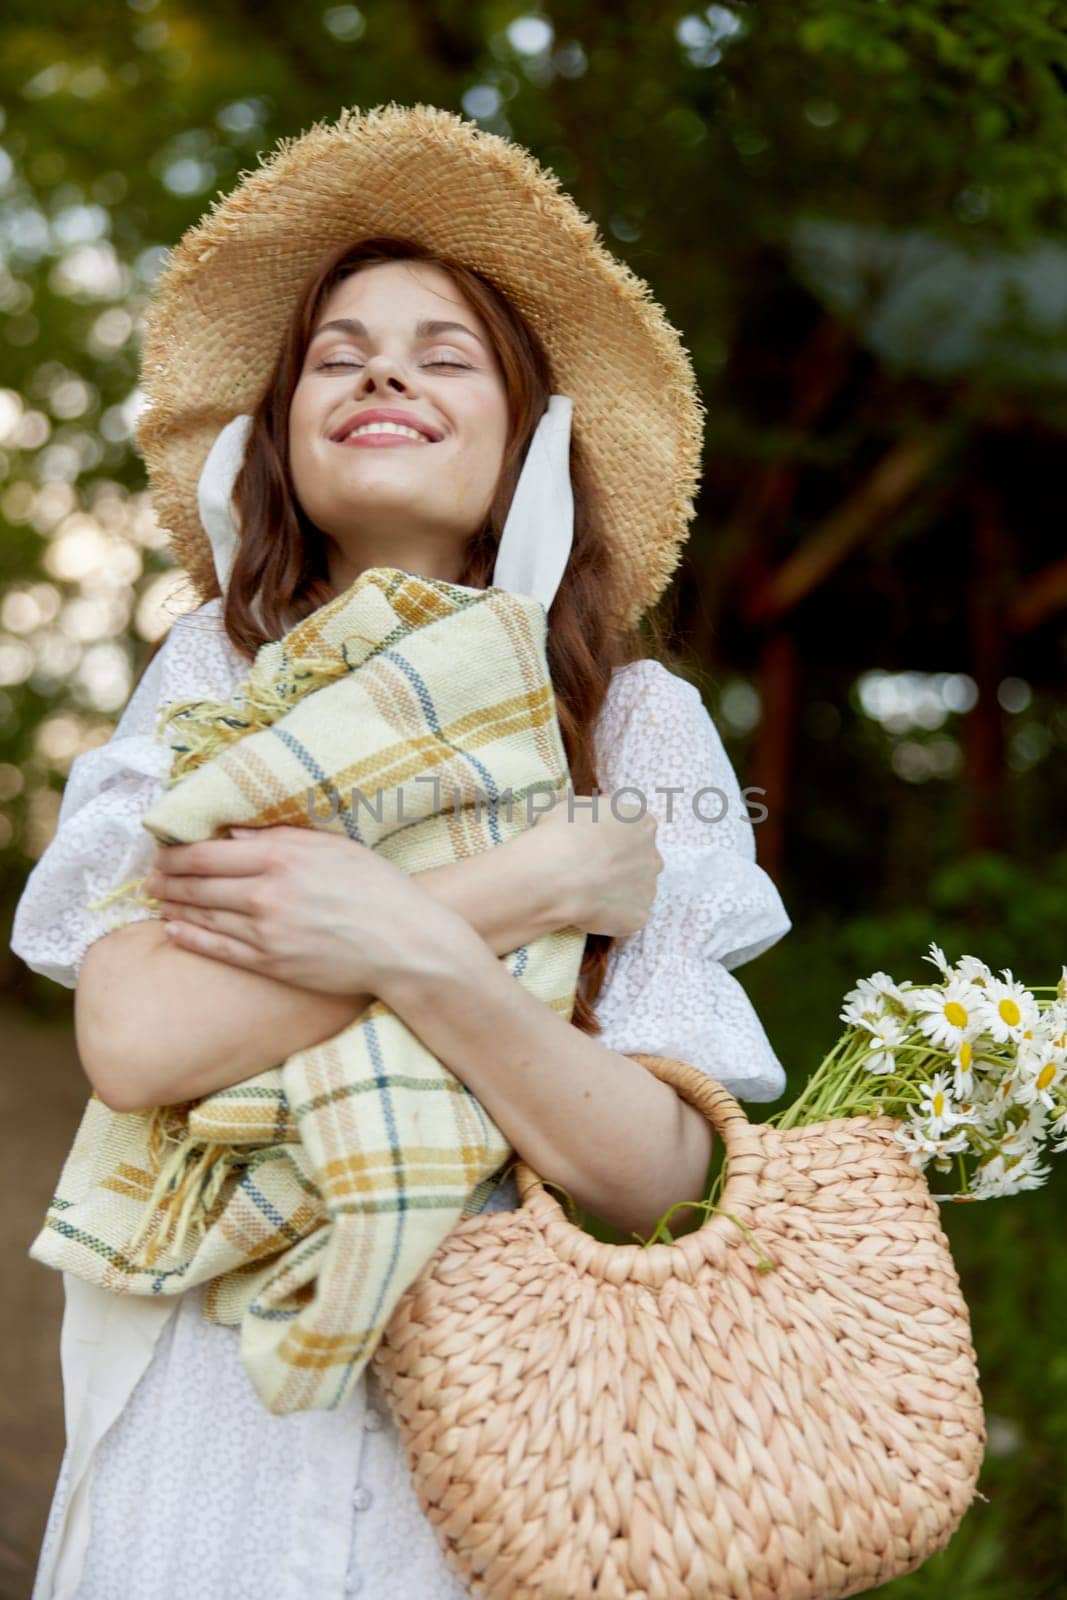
left=766, top=943, right=1067, bottom=1203
left=635, top=943, right=1066, bottom=1246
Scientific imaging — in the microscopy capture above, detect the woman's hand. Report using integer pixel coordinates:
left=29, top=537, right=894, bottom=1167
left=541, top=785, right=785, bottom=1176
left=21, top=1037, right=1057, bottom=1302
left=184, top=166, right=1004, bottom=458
left=143, top=826, right=450, bottom=996
left=532, top=793, right=664, bottom=938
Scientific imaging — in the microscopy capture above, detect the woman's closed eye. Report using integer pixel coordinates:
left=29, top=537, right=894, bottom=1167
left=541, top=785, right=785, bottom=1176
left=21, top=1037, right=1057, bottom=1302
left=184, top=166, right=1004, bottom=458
left=315, top=359, right=473, bottom=372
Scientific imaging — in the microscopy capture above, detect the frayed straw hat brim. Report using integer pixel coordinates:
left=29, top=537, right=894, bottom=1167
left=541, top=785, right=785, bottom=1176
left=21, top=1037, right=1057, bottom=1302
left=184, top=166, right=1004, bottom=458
left=135, top=102, right=706, bottom=634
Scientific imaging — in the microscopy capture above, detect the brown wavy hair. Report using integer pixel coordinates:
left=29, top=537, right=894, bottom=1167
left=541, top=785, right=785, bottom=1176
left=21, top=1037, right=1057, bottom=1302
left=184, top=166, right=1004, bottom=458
left=153, top=236, right=676, bottom=1028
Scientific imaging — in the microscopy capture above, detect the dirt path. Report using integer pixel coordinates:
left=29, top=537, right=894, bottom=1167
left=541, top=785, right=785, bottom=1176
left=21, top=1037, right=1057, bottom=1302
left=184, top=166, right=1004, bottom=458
left=1, top=999, right=89, bottom=1600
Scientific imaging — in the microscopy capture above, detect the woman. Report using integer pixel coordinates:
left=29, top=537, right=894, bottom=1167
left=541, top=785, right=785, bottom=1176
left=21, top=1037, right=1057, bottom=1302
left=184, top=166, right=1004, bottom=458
left=12, top=106, right=791, bottom=1598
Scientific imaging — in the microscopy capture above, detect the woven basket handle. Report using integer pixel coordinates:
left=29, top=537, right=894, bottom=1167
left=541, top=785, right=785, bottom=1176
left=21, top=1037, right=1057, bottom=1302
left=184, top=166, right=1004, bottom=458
left=628, top=1052, right=756, bottom=1137
left=512, top=1053, right=765, bottom=1229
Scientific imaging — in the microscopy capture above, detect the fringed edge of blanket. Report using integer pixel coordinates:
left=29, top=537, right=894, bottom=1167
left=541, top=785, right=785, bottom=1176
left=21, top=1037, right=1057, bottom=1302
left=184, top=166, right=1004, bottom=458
left=85, top=874, right=159, bottom=918
left=126, top=1106, right=255, bottom=1268
left=160, top=648, right=355, bottom=783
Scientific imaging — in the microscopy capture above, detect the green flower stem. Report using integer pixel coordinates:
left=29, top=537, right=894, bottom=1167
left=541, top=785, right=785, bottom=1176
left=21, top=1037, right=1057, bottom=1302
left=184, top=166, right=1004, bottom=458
left=768, top=1031, right=992, bottom=1131
left=631, top=1198, right=777, bottom=1271
left=767, top=1035, right=852, bottom=1129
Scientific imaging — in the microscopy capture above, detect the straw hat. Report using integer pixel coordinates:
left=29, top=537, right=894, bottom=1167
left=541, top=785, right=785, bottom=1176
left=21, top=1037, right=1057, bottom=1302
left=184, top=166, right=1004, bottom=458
left=134, top=101, right=706, bottom=636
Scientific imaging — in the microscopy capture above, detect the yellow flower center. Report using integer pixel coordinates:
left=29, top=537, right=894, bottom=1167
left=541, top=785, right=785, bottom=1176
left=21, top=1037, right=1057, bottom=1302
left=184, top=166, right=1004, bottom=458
left=943, top=1001, right=969, bottom=1028
left=932, top=1090, right=945, bottom=1117
left=959, top=1040, right=972, bottom=1070
left=998, top=998, right=1021, bottom=1026
left=1036, top=1063, right=1057, bottom=1091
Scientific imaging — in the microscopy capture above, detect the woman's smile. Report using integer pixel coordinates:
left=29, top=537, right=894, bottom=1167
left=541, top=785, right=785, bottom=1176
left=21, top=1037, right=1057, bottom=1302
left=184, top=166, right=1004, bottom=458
left=336, top=429, right=437, bottom=447
left=330, top=406, right=446, bottom=445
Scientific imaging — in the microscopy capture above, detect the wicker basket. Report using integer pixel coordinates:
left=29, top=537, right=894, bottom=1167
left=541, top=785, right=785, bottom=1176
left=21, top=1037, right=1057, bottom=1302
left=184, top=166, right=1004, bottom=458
left=370, top=1053, right=986, bottom=1600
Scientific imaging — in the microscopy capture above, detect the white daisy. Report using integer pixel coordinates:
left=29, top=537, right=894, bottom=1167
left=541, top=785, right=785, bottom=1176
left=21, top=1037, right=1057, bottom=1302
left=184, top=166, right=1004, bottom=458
left=956, top=954, right=993, bottom=987
left=922, top=941, right=954, bottom=979
left=999, top=1106, right=1049, bottom=1152
left=990, top=1071, right=1025, bottom=1114
left=1034, top=1002, right=1067, bottom=1057
left=960, top=1086, right=1004, bottom=1134
left=865, top=970, right=901, bottom=998
left=865, top=971, right=908, bottom=1005
left=974, top=973, right=1040, bottom=1045
left=839, top=972, right=904, bottom=1026
left=856, top=1014, right=905, bottom=1073
left=1017, top=1031, right=1048, bottom=1074
left=840, top=994, right=885, bottom=1029
left=950, top=1035, right=977, bottom=1099
left=1012, top=1054, right=1064, bottom=1113
left=895, top=1121, right=969, bottom=1170
left=971, top=1148, right=1050, bottom=1198
left=917, top=1071, right=969, bottom=1137
left=912, top=977, right=986, bottom=1052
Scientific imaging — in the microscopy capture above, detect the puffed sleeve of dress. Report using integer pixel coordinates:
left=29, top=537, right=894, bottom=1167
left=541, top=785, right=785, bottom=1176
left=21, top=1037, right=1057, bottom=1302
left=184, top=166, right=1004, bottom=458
left=9, top=601, right=241, bottom=989
left=588, top=658, right=792, bottom=1102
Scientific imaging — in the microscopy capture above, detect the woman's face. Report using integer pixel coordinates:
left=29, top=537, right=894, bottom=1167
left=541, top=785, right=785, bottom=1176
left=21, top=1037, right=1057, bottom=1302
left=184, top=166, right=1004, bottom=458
left=288, top=259, right=510, bottom=590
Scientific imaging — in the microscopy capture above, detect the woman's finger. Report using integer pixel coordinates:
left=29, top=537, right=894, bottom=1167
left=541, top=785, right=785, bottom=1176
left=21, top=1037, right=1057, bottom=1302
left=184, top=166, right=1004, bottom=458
left=150, top=834, right=274, bottom=879
left=147, top=870, right=264, bottom=913
left=158, top=901, right=266, bottom=948
left=161, top=918, right=269, bottom=969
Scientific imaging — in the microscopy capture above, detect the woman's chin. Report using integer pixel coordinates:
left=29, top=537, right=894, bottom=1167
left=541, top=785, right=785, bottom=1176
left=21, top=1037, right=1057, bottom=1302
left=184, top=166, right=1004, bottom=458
left=309, top=492, right=439, bottom=531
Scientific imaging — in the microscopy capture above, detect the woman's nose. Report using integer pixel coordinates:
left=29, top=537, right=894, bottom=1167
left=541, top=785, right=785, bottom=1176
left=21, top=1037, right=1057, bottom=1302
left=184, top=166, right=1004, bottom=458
left=357, top=352, right=418, bottom=395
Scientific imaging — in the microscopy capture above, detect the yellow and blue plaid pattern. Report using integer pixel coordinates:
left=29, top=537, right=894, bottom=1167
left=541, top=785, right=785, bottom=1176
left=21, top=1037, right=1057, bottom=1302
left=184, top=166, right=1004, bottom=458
left=29, top=567, right=586, bottom=1415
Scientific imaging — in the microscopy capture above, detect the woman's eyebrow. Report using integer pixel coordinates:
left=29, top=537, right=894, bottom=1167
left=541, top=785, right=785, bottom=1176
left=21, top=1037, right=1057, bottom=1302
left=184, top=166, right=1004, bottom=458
left=309, top=316, right=487, bottom=350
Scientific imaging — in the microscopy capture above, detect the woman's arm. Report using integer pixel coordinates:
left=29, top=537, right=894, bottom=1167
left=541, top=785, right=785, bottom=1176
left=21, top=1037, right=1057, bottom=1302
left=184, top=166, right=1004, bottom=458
left=76, top=919, right=366, bottom=1110
left=78, top=821, right=573, bottom=1111
left=376, top=903, right=714, bottom=1239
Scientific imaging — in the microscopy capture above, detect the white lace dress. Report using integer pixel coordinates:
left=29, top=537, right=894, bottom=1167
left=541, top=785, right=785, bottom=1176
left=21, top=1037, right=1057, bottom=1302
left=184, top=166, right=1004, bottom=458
left=11, top=598, right=792, bottom=1600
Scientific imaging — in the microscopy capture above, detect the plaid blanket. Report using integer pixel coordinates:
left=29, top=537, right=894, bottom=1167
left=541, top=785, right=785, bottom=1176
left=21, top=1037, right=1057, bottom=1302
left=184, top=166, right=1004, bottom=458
left=29, top=567, right=586, bottom=1415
